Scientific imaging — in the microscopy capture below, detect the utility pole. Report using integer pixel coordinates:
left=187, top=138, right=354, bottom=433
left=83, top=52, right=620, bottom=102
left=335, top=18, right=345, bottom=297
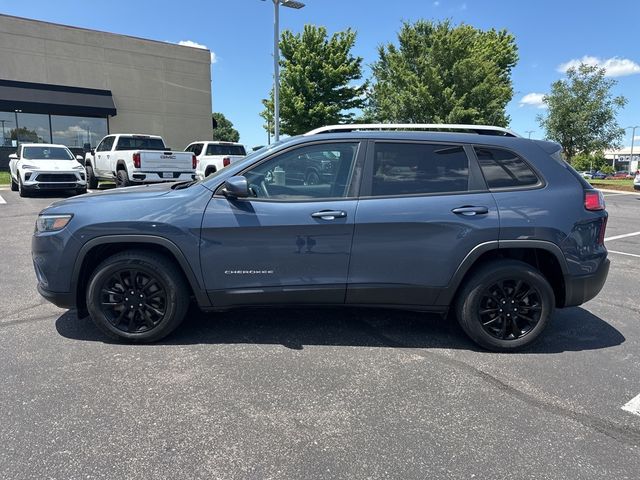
left=626, top=126, right=639, bottom=172
left=525, top=130, right=535, bottom=139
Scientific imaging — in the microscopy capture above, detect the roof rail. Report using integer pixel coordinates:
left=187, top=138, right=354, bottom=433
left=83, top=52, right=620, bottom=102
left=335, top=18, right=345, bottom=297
left=304, top=123, right=520, bottom=137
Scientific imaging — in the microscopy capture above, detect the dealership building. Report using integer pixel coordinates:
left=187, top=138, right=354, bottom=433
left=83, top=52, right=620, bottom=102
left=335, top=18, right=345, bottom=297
left=0, top=14, right=213, bottom=169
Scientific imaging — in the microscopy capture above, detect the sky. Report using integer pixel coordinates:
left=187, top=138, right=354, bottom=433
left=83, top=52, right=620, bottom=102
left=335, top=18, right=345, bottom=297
left=1, top=0, right=639, bottom=148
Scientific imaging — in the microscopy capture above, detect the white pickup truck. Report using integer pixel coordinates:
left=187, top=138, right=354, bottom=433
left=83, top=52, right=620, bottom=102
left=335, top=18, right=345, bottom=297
left=85, top=134, right=196, bottom=188
left=185, top=141, right=246, bottom=180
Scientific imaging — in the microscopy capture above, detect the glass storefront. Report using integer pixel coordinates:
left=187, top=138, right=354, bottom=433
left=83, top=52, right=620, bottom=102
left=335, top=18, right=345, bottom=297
left=0, top=111, right=108, bottom=149
left=51, top=115, right=108, bottom=149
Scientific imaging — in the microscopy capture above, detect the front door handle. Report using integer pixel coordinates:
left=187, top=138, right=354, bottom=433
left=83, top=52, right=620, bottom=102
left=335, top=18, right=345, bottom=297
left=452, top=206, right=489, bottom=216
left=311, top=210, right=347, bottom=220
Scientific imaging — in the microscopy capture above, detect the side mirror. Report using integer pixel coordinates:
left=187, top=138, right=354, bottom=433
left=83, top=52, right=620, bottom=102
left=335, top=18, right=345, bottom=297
left=222, top=176, right=250, bottom=198
left=9, top=153, right=18, bottom=160
left=90, top=148, right=95, bottom=155
left=76, top=155, right=84, bottom=161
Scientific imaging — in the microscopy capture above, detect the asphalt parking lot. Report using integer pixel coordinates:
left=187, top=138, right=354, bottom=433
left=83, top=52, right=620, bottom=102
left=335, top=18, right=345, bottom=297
left=1, top=187, right=639, bottom=479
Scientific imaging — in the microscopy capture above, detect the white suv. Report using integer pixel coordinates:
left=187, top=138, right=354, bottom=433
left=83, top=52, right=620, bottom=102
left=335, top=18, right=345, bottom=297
left=9, top=143, right=87, bottom=197
left=634, top=170, right=640, bottom=190
left=185, top=141, right=246, bottom=179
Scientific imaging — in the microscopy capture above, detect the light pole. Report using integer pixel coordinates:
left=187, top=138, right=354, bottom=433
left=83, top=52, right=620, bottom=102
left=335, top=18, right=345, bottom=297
left=626, top=126, right=639, bottom=172
left=264, top=0, right=305, bottom=142
left=0, top=119, right=11, bottom=146
left=525, top=130, right=535, bottom=139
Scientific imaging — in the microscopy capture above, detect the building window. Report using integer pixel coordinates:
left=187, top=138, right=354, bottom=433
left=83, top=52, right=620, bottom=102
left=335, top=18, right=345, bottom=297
left=51, top=115, right=108, bottom=149
left=15, top=112, right=51, bottom=143
left=0, top=111, right=13, bottom=146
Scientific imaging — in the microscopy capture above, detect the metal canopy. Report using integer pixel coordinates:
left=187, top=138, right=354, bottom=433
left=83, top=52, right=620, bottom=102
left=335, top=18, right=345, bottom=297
left=0, top=79, right=117, bottom=117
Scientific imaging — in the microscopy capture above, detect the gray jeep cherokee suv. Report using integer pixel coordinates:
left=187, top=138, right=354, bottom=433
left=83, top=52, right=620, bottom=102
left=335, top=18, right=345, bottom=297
left=32, top=124, right=609, bottom=351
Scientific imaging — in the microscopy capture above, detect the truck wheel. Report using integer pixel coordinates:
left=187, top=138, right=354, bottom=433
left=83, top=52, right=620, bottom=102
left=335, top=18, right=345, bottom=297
left=86, top=164, right=98, bottom=189
left=115, top=169, right=131, bottom=188
left=454, top=260, right=554, bottom=352
left=86, top=250, right=190, bottom=342
left=10, top=175, right=18, bottom=191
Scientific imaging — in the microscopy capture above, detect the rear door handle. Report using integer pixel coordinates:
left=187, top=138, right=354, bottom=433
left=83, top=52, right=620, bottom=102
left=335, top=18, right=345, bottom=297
left=311, top=210, right=347, bottom=220
left=452, top=206, right=489, bottom=216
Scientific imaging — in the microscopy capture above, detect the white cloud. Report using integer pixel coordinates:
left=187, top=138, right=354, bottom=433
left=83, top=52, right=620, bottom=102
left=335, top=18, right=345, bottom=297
left=177, top=40, right=217, bottom=64
left=634, top=135, right=640, bottom=142
left=557, top=56, right=640, bottom=77
left=519, top=92, right=547, bottom=109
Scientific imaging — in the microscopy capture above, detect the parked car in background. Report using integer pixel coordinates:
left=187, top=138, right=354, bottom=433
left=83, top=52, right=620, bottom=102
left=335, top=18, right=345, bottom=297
left=85, top=134, right=196, bottom=188
left=9, top=143, right=86, bottom=197
left=580, top=171, right=593, bottom=179
left=634, top=171, right=640, bottom=190
left=33, top=123, right=609, bottom=352
left=185, top=141, right=247, bottom=179
left=609, top=171, right=630, bottom=180
left=590, top=171, right=608, bottom=180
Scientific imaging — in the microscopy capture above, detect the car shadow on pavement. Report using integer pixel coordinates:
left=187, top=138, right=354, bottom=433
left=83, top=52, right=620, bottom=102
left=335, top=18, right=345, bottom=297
left=55, top=305, right=624, bottom=354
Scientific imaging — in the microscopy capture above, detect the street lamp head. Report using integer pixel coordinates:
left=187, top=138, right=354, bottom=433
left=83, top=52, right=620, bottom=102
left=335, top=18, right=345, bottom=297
left=281, top=0, right=305, bottom=9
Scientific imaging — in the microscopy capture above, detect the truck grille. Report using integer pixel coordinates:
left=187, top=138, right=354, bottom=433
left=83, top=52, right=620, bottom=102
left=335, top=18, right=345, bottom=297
left=36, top=174, right=77, bottom=182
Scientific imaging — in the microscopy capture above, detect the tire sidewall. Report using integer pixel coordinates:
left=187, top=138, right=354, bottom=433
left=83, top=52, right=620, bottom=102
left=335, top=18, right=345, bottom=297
left=86, top=257, right=184, bottom=342
left=86, top=165, right=98, bottom=189
left=457, top=263, right=555, bottom=351
left=115, top=169, right=129, bottom=188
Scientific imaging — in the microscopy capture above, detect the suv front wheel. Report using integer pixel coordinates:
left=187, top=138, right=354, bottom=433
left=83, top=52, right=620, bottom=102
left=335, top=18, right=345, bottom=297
left=86, top=250, right=189, bottom=342
left=455, top=260, right=554, bottom=351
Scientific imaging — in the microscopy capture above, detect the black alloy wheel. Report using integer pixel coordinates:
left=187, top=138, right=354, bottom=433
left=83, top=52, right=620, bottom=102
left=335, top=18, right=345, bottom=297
left=99, top=268, right=168, bottom=334
left=477, top=279, right=542, bottom=340
left=455, top=259, right=554, bottom=351
left=86, top=250, right=189, bottom=342
left=305, top=171, right=320, bottom=185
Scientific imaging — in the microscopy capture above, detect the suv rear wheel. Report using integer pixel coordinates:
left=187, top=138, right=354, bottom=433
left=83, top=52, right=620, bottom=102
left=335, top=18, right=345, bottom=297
left=86, top=250, right=189, bottom=342
left=455, top=260, right=554, bottom=351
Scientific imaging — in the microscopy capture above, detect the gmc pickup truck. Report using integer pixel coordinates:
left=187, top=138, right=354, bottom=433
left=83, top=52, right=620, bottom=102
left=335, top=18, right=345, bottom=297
left=185, top=141, right=247, bottom=179
left=85, top=134, right=196, bottom=188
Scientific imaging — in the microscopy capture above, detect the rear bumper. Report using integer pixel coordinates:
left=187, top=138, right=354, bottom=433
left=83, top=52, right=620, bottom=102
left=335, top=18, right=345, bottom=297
left=563, top=257, right=610, bottom=307
left=131, top=172, right=195, bottom=183
left=37, top=284, right=75, bottom=309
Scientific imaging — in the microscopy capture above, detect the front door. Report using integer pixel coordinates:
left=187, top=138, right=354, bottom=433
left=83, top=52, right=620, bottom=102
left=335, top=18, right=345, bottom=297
left=200, top=140, right=365, bottom=307
left=347, top=140, right=499, bottom=306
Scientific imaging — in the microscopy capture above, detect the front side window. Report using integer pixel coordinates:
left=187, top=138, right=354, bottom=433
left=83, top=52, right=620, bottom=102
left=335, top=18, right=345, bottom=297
left=22, top=146, right=74, bottom=160
left=475, top=147, right=539, bottom=189
left=97, top=136, right=114, bottom=152
left=242, top=142, right=360, bottom=200
left=370, top=142, right=469, bottom=196
left=191, top=144, right=203, bottom=156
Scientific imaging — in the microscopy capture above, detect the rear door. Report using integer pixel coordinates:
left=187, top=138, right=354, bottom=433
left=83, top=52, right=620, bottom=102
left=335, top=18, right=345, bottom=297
left=346, top=140, right=499, bottom=306
left=200, top=140, right=365, bottom=307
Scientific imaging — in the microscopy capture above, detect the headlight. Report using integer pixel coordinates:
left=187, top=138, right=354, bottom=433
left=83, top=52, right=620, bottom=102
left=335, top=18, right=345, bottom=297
left=22, top=164, right=40, bottom=170
left=35, top=214, right=73, bottom=233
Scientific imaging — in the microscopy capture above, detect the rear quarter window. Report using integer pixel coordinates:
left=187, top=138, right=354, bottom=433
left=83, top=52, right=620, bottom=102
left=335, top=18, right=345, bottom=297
left=474, top=147, right=539, bottom=189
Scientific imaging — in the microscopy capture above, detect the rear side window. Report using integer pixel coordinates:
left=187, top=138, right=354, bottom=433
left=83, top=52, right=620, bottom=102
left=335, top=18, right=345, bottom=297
left=206, top=144, right=246, bottom=156
left=475, top=147, right=539, bottom=189
left=370, top=142, right=469, bottom=196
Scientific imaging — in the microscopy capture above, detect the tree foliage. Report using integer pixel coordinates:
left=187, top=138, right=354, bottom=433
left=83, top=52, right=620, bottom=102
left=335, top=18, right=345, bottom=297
left=261, top=25, right=366, bottom=136
left=538, top=64, right=627, bottom=162
left=212, top=112, right=240, bottom=142
left=366, top=20, right=518, bottom=126
left=571, top=151, right=607, bottom=172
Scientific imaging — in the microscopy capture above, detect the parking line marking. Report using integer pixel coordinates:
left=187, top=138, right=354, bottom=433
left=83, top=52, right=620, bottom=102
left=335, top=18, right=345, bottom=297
left=603, top=192, right=625, bottom=197
left=608, top=250, right=640, bottom=258
left=0, top=194, right=6, bottom=205
left=622, top=393, right=640, bottom=417
left=604, top=231, right=640, bottom=242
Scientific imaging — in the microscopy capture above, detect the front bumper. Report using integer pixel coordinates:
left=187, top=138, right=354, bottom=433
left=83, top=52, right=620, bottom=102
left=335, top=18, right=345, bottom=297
left=37, top=284, right=75, bottom=309
left=563, top=257, right=610, bottom=307
left=23, top=170, right=86, bottom=190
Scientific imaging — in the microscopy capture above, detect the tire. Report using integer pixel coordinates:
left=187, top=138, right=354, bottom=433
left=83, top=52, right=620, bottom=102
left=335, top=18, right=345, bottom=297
left=305, top=170, right=321, bottom=185
left=454, top=259, right=555, bottom=352
left=18, top=176, right=29, bottom=197
left=86, top=250, right=190, bottom=342
left=10, top=175, right=18, bottom=191
left=86, top=164, right=98, bottom=189
left=115, top=169, right=131, bottom=188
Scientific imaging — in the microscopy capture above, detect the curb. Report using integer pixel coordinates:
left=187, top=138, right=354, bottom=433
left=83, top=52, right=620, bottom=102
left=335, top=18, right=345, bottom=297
left=596, top=188, right=640, bottom=196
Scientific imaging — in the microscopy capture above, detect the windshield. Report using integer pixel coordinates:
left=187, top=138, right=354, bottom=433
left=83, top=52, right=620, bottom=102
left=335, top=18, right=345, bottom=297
left=115, top=137, right=167, bottom=151
left=22, top=146, right=74, bottom=160
left=206, top=144, right=247, bottom=156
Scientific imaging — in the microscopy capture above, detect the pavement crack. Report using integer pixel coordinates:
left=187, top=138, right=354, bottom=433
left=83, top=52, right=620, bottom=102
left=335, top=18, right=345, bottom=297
left=356, top=319, right=640, bottom=448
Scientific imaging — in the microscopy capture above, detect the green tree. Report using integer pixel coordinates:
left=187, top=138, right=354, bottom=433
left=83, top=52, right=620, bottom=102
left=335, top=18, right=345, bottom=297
left=10, top=127, right=41, bottom=143
left=571, top=151, right=607, bottom=171
left=538, top=64, right=627, bottom=163
left=261, top=25, right=366, bottom=136
left=212, top=112, right=240, bottom=142
left=366, top=20, right=518, bottom=126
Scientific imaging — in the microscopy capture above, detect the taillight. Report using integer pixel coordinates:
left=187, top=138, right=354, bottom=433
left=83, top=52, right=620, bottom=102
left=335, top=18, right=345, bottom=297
left=192, top=154, right=198, bottom=169
left=223, top=157, right=231, bottom=167
left=132, top=152, right=141, bottom=169
left=584, top=190, right=605, bottom=211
